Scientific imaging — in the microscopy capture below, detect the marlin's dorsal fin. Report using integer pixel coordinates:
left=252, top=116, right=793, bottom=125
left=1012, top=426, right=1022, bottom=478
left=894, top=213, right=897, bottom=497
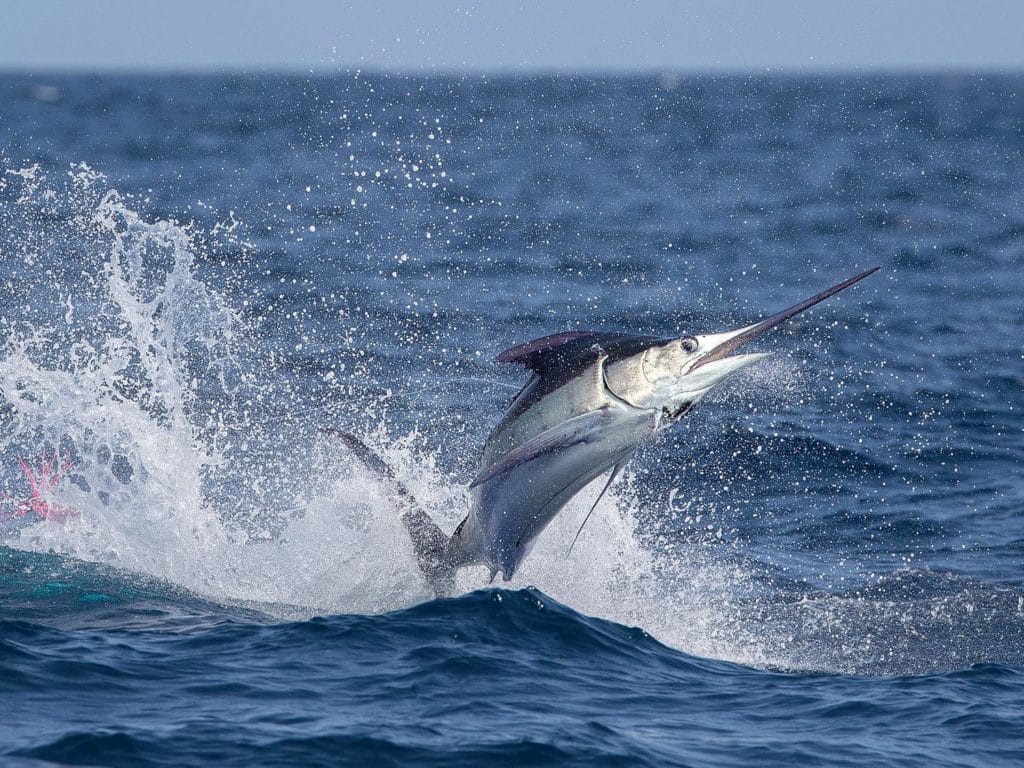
left=495, top=331, right=644, bottom=375
left=469, top=407, right=614, bottom=489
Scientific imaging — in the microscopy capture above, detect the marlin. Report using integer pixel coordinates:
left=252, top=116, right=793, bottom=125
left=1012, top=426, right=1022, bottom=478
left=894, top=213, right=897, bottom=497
left=340, top=267, right=879, bottom=596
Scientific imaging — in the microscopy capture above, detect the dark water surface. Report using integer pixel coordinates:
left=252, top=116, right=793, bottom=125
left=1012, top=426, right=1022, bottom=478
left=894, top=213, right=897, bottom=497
left=0, top=73, right=1022, bottom=766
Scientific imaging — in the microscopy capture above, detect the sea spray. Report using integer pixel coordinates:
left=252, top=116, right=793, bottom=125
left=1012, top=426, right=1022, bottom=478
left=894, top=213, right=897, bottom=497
left=2, top=160, right=1019, bottom=676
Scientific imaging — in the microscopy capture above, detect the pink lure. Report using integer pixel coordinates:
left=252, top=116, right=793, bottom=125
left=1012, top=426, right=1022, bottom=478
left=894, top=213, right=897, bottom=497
left=1, top=450, right=76, bottom=522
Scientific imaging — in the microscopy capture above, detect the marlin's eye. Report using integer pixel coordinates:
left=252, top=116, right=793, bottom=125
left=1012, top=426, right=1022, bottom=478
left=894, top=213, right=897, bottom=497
left=680, top=337, right=699, bottom=354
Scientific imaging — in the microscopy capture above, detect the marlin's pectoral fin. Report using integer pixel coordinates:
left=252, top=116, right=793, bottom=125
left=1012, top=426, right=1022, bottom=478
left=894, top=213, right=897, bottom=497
left=469, top=408, right=613, bottom=489
left=568, top=460, right=627, bottom=555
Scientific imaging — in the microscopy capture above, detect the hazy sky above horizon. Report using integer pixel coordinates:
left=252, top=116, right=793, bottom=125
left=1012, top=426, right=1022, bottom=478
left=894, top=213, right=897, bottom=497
left=3, top=0, right=1023, bottom=73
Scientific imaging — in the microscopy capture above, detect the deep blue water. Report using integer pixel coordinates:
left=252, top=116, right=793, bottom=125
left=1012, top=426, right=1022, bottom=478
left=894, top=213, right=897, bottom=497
left=0, top=73, right=1022, bottom=766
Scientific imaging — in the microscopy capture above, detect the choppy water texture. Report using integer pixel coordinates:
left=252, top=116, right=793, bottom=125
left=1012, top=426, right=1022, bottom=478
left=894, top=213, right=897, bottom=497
left=0, top=73, right=1022, bottom=767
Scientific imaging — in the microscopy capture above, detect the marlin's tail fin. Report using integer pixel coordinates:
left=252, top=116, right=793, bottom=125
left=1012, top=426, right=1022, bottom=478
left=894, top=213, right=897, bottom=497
left=325, top=429, right=462, bottom=597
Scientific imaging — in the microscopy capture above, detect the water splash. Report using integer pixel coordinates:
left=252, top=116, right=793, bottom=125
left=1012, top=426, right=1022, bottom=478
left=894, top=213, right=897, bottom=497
left=1, top=162, right=1019, bottom=677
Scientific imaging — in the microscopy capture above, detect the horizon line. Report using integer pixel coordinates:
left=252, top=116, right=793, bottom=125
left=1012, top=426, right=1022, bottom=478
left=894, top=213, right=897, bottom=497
left=3, top=64, right=1024, bottom=78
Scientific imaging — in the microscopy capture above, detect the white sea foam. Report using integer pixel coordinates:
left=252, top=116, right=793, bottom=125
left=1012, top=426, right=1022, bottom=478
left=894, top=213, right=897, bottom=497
left=0, top=164, right=773, bottom=663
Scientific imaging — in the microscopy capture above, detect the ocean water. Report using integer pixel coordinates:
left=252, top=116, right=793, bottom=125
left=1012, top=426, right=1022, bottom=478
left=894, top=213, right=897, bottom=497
left=0, top=73, right=1022, bottom=767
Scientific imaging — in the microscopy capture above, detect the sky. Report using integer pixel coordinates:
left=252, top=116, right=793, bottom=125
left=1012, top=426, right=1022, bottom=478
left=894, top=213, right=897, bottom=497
left=2, top=0, right=1023, bottom=73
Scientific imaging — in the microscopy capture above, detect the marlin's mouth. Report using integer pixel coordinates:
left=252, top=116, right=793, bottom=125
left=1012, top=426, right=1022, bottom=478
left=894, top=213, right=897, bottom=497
left=691, top=266, right=880, bottom=371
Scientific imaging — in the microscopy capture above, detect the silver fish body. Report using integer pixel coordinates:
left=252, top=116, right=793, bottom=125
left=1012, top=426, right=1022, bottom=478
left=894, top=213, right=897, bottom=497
left=465, top=351, right=657, bottom=579
left=452, top=266, right=880, bottom=581
left=342, top=267, right=880, bottom=594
